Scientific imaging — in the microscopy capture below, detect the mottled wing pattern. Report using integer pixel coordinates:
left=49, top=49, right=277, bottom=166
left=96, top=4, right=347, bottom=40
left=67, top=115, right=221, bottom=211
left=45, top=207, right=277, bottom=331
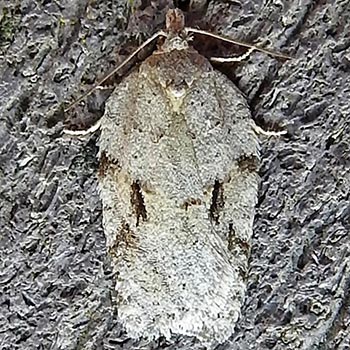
left=98, top=48, right=259, bottom=348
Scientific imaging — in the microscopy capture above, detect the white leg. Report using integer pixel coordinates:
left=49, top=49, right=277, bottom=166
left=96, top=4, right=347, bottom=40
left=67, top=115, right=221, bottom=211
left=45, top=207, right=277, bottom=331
left=252, top=124, right=287, bottom=137
left=63, top=118, right=102, bottom=136
left=210, top=47, right=255, bottom=63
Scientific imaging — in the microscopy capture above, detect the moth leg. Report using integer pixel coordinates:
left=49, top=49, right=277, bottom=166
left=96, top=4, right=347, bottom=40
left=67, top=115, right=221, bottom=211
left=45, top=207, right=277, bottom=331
left=252, top=124, right=287, bottom=137
left=95, top=86, right=115, bottom=91
left=210, top=47, right=255, bottom=63
left=63, top=118, right=101, bottom=136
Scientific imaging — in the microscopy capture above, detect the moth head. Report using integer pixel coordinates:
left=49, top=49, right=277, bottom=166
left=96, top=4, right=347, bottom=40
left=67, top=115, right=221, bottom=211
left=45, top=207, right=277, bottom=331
left=165, top=8, right=185, bottom=33
left=161, top=9, right=190, bottom=52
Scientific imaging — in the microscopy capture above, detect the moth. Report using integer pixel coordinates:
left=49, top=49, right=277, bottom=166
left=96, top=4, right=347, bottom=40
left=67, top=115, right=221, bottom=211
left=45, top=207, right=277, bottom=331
left=65, top=7, right=288, bottom=349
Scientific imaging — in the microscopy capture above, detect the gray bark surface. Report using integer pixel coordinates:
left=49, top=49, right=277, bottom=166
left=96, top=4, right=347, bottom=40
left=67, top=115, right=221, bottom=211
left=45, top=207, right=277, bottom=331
left=0, top=0, right=349, bottom=350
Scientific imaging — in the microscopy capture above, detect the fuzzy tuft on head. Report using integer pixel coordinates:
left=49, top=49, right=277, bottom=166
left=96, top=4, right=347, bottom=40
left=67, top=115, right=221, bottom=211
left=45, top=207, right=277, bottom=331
left=166, top=8, right=185, bottom=33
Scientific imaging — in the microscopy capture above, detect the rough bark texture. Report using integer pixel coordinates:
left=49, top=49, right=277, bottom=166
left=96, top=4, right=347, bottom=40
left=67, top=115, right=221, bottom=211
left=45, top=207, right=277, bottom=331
left=0, top=0, right=349, bottom=350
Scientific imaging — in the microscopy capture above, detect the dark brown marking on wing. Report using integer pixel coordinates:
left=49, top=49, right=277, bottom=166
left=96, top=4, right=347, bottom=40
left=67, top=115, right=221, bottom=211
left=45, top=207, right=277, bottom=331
left=228, top=223, right=251, bottom=258
left=109, top=221, right=138, bottom=260
left=99, top=151, right=120, bottom=177
left=180, top=198, right=202, bottom=210
left=238, top=265, right=248, bottom=281
left=228, top=224, right=250, bottom=281
left=209, top=180, right=224, bottom=224
left=131, top=181, right=147, bottom=226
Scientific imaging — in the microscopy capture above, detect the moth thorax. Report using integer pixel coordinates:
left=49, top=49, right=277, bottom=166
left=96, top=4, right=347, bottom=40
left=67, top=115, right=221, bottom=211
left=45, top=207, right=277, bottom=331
left=161, top=35, right=189, bottom=52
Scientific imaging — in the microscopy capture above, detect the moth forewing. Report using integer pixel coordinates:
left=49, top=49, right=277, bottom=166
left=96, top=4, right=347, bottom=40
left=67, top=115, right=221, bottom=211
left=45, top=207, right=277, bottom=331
left=98, top=8, right=259, bottom=349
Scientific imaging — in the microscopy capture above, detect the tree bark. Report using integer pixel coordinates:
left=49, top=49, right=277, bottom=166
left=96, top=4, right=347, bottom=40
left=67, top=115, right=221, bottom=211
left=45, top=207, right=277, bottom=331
left=0, top=0, right=349, bottom=349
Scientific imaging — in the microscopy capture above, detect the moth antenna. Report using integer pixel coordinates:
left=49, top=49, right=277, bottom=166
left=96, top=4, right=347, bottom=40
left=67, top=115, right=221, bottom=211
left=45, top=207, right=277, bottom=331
left=64, top=30, right=167, bottom=113
left=185, top=27, right=291, bottom=60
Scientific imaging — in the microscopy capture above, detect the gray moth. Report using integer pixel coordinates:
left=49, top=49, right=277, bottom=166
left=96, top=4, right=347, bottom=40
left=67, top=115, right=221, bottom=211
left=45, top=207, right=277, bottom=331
left=96, top=8, right=260, bottom=349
